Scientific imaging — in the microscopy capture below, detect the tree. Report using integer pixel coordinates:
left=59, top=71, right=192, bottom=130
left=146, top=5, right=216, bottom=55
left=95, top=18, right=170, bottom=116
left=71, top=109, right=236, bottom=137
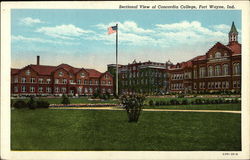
left=27, top=96, right=37, bottom=109
left=120, top=94, right=145, bottom=123
left=61, top=94, right=70, bottom=105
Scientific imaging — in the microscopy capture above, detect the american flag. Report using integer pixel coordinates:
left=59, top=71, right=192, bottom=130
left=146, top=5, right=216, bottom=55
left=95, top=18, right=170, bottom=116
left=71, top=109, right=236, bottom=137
left=108, top=25, right=117, bottom=34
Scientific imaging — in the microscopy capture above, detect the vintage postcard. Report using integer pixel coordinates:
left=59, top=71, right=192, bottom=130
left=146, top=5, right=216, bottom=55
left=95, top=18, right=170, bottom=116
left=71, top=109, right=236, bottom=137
left=1, top=1, right=250, bottom=160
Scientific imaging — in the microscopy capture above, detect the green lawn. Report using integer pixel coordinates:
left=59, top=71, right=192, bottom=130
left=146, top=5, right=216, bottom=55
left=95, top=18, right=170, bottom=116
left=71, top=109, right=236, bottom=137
left=144, top=104, right=241, bottom=111
left=11, top=109, right=241, bottom=151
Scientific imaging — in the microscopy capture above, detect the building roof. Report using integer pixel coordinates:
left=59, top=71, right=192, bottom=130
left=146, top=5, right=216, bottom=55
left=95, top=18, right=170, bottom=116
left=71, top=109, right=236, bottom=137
left=227, top=42, right=241, bottom=55
left=11, top=63, right=104, bottom=78
left=229, top=21, right=238, bottom=34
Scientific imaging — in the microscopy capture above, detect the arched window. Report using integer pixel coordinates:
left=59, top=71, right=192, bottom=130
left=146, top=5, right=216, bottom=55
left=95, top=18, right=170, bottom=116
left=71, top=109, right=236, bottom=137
left=208, top=66, right=214, bottom=77
left=215, top=52, right=221, bottom=58
left=222, top=64, right=229, bottom=75
left=199, top=67, right=206, bottom=78
left=233, top=63, right=240, bottom=75
left=215, top=65, right=221, bottom=76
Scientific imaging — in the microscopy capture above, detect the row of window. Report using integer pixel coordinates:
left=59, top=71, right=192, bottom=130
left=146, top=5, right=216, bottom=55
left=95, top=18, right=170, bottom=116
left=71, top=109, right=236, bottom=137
left=14, top=86, right=112, bottom=94
left=121, top=71, right=166, bottom=79
left=121, top=79, right=167, bottom=86
left=170, top=81, right=241, bottom=90
left=13, top=77, right=112, bottom=85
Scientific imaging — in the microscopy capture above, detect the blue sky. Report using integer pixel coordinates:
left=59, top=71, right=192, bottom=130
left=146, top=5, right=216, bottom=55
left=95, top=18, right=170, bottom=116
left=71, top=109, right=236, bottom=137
left=11, top=9, right=241, bottom=72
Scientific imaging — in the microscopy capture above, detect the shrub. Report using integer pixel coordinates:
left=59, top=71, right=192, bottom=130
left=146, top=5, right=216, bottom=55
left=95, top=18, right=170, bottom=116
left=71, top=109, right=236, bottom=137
left=27, top=96, right=37, bottom=109
left=13, top=100, right=27, bottom=109
left=61, top=94, right=70, bottom=105
left=194, top=99, right=202, bottom=105
left=155, top=101, right=160, bottom=106
left=177, top=94, right=185, bottom=98
left=181, top=99, right=188, bottom=105
left=170, top=99, right=179, bottom=105
left=37, top=100, right=50, bottom=108
left=148, top=100, right=154, bottom=106
left=120, top=94, right=145, bottom=123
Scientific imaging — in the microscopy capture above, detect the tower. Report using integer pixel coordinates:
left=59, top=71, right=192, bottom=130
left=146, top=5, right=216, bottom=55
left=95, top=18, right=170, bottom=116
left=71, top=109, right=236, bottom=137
left=228, top=21, right=238, bottom=43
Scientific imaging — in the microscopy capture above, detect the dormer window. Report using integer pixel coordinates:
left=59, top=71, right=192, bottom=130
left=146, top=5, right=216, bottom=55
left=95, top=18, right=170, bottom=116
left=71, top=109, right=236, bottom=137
left=224, top=52, right=228, bottom=57
left=209, top=55, right=213, bottom=59
left=80, top=72, right=85, bottom=77
left=215, top=52, right=221, bottom=58
left=59, top=71, right=63, bottom=77
left=26, top=70, right=30, bottom=75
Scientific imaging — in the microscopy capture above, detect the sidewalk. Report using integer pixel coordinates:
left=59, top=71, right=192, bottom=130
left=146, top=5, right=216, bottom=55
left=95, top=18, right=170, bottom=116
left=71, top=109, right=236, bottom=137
left=49, top=107, right=241, bottom=114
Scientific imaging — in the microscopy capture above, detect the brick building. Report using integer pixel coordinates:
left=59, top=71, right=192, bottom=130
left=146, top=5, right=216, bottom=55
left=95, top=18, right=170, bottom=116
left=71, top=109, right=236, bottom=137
left=108, top=60, right=173, bottom=95
left=11, top=56, right=113, bottom=96
left=168, top=22, right=241, bottom=93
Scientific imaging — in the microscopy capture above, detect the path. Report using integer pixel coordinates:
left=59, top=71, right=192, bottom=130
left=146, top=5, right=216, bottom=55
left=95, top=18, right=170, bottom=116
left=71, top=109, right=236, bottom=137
left=49, top=107, right=241, bottom=114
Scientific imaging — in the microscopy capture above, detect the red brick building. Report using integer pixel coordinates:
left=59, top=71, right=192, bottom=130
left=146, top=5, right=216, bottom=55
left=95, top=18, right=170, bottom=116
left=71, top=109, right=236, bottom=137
left=11, top=57, right=113, bottom=96
left=168, top=22, right=241, bottom=93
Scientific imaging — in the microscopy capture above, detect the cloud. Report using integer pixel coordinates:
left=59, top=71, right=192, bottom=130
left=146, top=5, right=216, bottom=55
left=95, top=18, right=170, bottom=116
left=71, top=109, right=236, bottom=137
left=12, top=35, right=77, bottom=45
left=20, top=17, right=44, bottom=26
left=36, top=24, right=93, bottom=40
left=211, top=24, right=230, bottom=31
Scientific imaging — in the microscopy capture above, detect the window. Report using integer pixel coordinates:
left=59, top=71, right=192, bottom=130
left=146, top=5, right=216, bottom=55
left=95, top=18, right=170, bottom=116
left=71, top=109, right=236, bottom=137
left=222, top=64, right=229, bottom=75
left=224, top=52, right=228, bottom=57
left=199, top=67, right=206, bottom=78
left=226, top=81, right=229, bottom=88
left=209, top=54, right=213, bottom=59
left=108, top=89, right=111, bottom=93
left=215, top=52, right=221, bottom=58
left=55, top=87, right=59, bottom=93
left=237, top=81, right=241, bottom=88
left=30, top=86, right=35, bottom=92
left=215, top=65, right=221, bottom=76
left=30, top=78, right=35, bottom=83
left=70, top=80, right=74, bottom=84
left=46, top=79, right=51, bottom=84
left=208, top=66, right=213, bottom=77
left=38, top=87, right=43, bottom=92
left=63, top=79, right=67, bottom=84
left=80, top=72, right=85, bottom=77
left=104, top=74, right=109, bottom=79
left=59, top=71, right=63, bottom=77
left=46, top=87, right=51, bottom=93
left=77, top=79, right=81, bottom=84
left=89, top=80, right=92, bottom=85
left=55, top=79, right=59, bottom=84
left=102, top=88, right=105, bottom=93
left=89, top=88, right=93, bottom=93
left=14, top=86, right=18, bottom=92
left=137, top=72, right=139, bottom=77
left=14, top=77, right=18, bottom=83
left=85, top=88, right=88, bottom=93
left=95, top=80, right=98, bottom=84
left=233, top=63, right=240, bottom=75
left=26, top=70, right=30, bottom=75
left=84, top=80, right=88, bottom=84
left=102, top=81, right=106, bottom=84
left=21, top=77, right=26, bottom=83
left=21, top=86, right=26, bottom=92
left=61, top=87, right=66, bottom=93
left=108, top=80, right=111, bottom=85
left=233, top=81, right=237, bottom=88
left=193, top=83, right=196, bottom=89
left=193, top=70, right=197, bottom=79
left=78, top=87, right=82, bottom=94
left=38, top=78, right=43, bottom=84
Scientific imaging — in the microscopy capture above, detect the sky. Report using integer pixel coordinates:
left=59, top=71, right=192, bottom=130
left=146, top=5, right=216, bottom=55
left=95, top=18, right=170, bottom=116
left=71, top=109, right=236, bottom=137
left=11, top=9, right=241, bottom=72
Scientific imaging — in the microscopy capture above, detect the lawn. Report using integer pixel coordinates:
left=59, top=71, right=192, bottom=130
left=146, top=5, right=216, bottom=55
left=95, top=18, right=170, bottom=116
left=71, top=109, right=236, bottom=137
left=11, top=109, right=241, bottom=151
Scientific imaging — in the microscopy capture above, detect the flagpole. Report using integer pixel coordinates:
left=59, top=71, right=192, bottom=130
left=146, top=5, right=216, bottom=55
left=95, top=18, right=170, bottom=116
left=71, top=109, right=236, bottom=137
left=116, top=23, right=118, bottom=96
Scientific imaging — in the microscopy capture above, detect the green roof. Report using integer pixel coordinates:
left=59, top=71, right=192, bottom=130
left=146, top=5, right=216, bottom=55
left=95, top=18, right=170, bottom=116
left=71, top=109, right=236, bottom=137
left=229, top=22, right=238, bottom=34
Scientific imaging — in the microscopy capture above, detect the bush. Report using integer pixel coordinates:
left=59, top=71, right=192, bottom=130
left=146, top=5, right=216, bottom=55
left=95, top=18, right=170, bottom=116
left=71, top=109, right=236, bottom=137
left=27, top=96, right=37, bottom=109
left=148, top=100, right=154, bottom=106
left=61, top=94, right=70, bottom=105
left=181, top=99, right=189, bottom=105
left=36, top=100, right=50, bottom=108
left=170, top=99, right=179, bottom=105
left=13, top=100, right=27, bottom=109
left=120, top=94, right=145, bottom=123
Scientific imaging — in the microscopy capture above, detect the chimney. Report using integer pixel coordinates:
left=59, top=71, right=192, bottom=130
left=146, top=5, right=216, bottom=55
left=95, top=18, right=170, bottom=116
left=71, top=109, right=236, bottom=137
left=37, top=56, right=40, bottom=65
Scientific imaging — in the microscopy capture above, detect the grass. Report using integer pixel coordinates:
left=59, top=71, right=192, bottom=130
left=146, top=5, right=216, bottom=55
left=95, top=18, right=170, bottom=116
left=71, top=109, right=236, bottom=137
left=11, top=109, right=241, bottom=151
left=144, top=104, right=241, bottom=111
